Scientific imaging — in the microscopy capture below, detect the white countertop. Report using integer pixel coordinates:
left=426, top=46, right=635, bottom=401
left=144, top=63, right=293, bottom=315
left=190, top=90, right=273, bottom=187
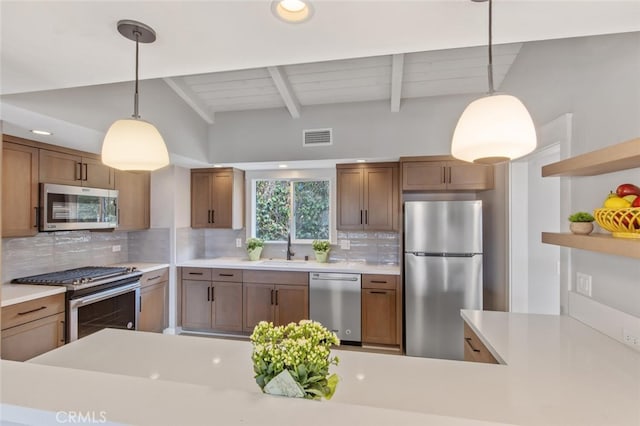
left=178, top=257, right=400, bottom=275
left=0, top=284, right=66, bottom=308
left=9, top=310, right=639, bottom=426
left=110, top=262, right=170, bottom=274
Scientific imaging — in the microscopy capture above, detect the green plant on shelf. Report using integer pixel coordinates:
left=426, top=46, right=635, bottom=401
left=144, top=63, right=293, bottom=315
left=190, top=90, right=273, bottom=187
left=568, top=212, right=595, bottom=222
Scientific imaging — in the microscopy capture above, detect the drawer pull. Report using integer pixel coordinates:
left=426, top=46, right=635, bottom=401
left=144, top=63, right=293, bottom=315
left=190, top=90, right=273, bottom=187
left=370, top=290, right=387, bottom=294
left=464, top=337, right=481, bottom=353
left=147, top=275, right=162, bottom=281
left=60, top=320, right=66, bottom=344
left=17, top=306, right=47, bottom=316
left=218, top=273, right=234, bottom=277
left=188, top=272, right=204, bottom=276
left=370, top=280, right=388, bottom=284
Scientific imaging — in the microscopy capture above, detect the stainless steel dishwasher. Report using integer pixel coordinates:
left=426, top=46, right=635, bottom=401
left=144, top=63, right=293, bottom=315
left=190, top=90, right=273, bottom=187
left=309, top=272, right=361, bottom=343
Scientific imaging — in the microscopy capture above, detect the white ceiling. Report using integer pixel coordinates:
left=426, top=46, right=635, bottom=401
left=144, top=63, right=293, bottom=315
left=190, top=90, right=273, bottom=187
left=1, top=1, right=640, bottom=167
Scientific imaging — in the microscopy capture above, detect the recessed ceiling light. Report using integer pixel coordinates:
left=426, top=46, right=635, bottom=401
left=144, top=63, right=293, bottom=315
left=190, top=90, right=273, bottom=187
left=30, top=129, right=53, bottom=136
left=278, top=164, right=288, bottom=168
left=213, top=164, right=223, bottom=168
left=356, top=159, right=366, bottom=163
left=271, top=0, right=314, bottom=24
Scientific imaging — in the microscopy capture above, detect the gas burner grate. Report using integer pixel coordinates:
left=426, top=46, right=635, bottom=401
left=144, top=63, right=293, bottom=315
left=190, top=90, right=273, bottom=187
left=11, top=266, right=134, bottom=285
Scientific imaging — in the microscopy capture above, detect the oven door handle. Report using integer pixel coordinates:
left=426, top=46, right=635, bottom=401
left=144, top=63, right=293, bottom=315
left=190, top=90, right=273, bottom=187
left=69, top=282, right=141, bottom=308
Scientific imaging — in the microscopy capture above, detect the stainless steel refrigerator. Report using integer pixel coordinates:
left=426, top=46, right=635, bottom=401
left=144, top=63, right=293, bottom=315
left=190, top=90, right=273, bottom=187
left=404, top=200, right=483, bottom=360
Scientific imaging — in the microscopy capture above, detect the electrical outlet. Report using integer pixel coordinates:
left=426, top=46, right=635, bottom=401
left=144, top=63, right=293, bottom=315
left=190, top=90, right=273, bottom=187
left=623, top=329, right=640, bottom=348
left=340, top=239, right=350, bottom=250
left=112, top=245, right=121, bottom=253
left=235, top=238, right=242, bottom=248
left=576, top=272, right=592, bottom=297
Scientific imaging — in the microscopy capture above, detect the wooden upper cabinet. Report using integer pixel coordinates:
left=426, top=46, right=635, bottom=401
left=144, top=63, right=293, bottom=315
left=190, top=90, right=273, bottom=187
left=40, top=149, right=115, bottom=189
left=2, top=142, right=39, bottom=237
left=115, top=170, right=150, bottom=231
left=401, top=157, right=494, bottom=191
left=337, top=163, right=399, bottom=231
left=191, top=168, right=244, bottom=229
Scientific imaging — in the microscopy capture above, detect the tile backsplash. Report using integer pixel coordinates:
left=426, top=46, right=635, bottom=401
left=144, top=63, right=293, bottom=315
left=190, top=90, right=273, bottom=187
left=2, top=231, right=129, bottom=283
left=128, top=228, right=171, bottom=263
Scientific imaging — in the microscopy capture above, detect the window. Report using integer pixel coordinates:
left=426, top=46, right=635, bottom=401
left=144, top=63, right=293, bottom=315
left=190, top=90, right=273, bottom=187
left=253, top=179, right=330, bottom=242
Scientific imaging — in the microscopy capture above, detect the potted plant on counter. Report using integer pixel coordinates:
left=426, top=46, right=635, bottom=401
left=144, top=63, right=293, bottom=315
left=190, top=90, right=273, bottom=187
left=312, top=240, right=330, bottom=263
left=568, top=212, right=595, bottom=235
left=246, top=238, right=264, bottom=261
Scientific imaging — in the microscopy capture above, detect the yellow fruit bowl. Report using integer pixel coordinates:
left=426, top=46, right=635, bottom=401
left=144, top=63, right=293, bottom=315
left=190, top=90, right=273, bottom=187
left=593, top=208, right=640, bottom=239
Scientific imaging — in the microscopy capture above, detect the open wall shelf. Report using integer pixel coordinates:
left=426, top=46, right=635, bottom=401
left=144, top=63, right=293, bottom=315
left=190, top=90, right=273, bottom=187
left=542, top=232, right=640, bottom=259
left=541, top=137, right=640, bottom=177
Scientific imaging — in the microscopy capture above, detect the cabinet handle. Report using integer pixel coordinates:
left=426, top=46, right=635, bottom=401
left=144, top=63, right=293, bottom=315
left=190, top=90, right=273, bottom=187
left=464, top=337, right=481, bottom=353
left=60, top=320, right=66, bottom=344
left=211, top=287, right=215, bottom=302
left=275, top=290, right=279, bottom=306
left=218, top=273, right=234, bottom=277
left=360, top=210, right=363, bottom=225
left=147, top=275, right=162, bottom=281
left=188, top=272, right=204, bottom=276
left=34, top=206, right=39, bottom=229
left=370, top=290, right=387, bottom=295
left=370, top=280, right=388, bottom=284
left=17, top=306, right=47, bottom=315
left=207, top=287, right=211, bottom=302
left=117, top=208, right=121, bottom=225
left=207, top=210, right=211, bottom=224
left=75, top=162, right=82, bottom=180
left=212, top=210, right=215, bottom=223
left=270, top=289, right=274, bottom=305
left=365, top=210, right=368, bottom=225
left=83, top=163, right=88, bottom=181
left=139, top=295, right=142, bottom=313
left=448, top=167, right=452, bottom=184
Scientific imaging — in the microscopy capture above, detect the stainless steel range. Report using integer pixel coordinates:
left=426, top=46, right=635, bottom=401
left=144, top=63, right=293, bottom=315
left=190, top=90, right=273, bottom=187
left=12, top=266, right=142, bottom=342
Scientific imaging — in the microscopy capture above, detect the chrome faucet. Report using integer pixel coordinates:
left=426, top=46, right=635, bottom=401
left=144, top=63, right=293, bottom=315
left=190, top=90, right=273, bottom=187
left=286, top=233, right=295, bottom=260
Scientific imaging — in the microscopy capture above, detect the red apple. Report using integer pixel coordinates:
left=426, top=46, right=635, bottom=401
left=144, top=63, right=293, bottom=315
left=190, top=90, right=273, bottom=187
left=633, top=197, right=640, bottom=208
left=616, top=183, right=640, bottom=197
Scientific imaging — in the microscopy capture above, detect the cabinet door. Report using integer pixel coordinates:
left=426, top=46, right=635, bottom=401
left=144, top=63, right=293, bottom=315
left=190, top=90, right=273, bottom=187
left=1, top=313, right=65, bottom=361
left=447, top=162, right=494, bottom=191
left=275, top=284, right=308, bottom=326
left=191, top=172, right=212, bottom=228
left=115, top=170, right=150, bottom=231
left=139, top=281, right=168, bottom=333
left=82, top=157, right=114, bottom=189
left=243, top=283, right=275, bottom=332
left=211, top=282, right=243, bottom=332
left=337, top=168, right=364, bottom=230
left=364, top=166, right=397, bottom=231
left=39, top=149, right=82, bottom=185
left=2, top=142, right=39, bottom=237
left=362, top=289, right=397, bottom=345
left=182, top=280, right=212, bottom=330
left=210, top=171, right=233, bottom=228
left=402, top=161, right=446, bottom=191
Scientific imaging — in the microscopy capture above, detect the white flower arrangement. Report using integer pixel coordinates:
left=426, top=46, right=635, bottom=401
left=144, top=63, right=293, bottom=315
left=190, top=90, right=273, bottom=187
left=250, top=320, right=340, bottom=400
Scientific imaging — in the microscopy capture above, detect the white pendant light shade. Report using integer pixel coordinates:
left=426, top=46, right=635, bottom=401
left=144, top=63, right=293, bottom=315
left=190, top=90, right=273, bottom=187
left=451, top=94, right=537, bottom=163
left=102, top=119, right=169, bottom=171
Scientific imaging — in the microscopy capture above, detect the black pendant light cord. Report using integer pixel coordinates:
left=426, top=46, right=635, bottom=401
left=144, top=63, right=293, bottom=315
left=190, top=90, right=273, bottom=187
left=133, top=30, right=141, bottom=119
left=487, top=0, right=494, bottom=94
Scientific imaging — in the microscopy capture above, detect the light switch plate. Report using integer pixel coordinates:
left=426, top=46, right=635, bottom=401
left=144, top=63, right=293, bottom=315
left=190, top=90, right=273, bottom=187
left=576, top=272, right=592, bottom=297
left=235, top=238, right=242, bottom=248
left=112, top=245, right=121, bottom=253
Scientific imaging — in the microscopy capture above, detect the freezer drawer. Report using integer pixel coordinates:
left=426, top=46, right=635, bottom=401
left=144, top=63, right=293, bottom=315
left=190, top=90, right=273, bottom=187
left=404, top=254, right=482, bottom=359
left=309, top=273, right=361, bottom=343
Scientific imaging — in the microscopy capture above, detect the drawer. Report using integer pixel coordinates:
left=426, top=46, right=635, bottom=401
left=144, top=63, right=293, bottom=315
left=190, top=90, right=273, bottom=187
left=2, top=293, right=65, bottom=330
left=362, top=274, right=398, bottom=290
left=141, top=268, right=169, bottom=288
left=463, top=322, right=498, bottom=364
left=181, top=267, right=212, bottom=281
left=242, top=270, right=308, bottom=286
left=211, top=268, right=242, bottom=283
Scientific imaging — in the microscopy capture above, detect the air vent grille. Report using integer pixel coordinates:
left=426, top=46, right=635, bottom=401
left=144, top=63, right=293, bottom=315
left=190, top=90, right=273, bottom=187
left=303, top=128, right=332, bottom=147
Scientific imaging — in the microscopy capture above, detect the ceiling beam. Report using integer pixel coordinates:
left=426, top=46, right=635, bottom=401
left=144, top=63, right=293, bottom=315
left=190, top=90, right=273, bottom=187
left=267, top=66, right=301, bottom=119
left=390, top=54, right=405, bottom=113
left=163, top=77, right=215, bottom=124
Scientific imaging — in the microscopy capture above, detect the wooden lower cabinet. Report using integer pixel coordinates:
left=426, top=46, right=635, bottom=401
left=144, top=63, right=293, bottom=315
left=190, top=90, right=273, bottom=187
left=463, top=321, right=499, bottom=364
left=274, top=285, right=309, bottom=327
left=181, top=274, right=243, bottom=332
left=361, top=274, right=400, bottom=346
left=139, top=281, right=168, bottom=333
left=182, top=280, right=212, bottom=330
left=1, top=293, right=66, bottom=362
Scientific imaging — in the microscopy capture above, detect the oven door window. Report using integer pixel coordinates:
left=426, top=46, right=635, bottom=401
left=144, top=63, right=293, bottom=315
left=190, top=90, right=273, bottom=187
left=77, top=290, right=137, bottom=339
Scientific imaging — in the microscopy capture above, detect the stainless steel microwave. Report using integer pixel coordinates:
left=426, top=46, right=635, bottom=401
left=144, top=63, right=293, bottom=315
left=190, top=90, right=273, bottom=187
left=40, top=183, right=118, bottom=231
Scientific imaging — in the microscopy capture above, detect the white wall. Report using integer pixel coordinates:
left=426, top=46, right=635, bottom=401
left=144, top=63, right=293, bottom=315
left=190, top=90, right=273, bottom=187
left=501, top=33, right=640, bottom=326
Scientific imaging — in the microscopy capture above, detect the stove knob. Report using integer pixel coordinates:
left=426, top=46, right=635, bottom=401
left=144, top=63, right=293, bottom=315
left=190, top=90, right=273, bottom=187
left=126, top=322, right=134, bottom=329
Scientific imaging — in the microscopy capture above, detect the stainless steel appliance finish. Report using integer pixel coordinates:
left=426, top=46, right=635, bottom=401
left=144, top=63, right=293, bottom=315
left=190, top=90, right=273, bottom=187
left=12, top=266, right=142, bottom=342
left=309, top=272, right=361, bottom=343
left=40, top=183, right=118, bottom=231
left=404, top=200, right=483, bottom=360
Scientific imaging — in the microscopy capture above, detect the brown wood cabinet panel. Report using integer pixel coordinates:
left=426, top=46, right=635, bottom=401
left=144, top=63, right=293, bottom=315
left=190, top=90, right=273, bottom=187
left=463, top=322, right=498, bottom=364
left=210, top=268, right=243, bottom=283
left=191, top=168, right=244, bottom=229
left=402, top=161, right=446, bottom=191
left=2, top=293, right=65, bottom=330
left=141, top=268, right=170, bottom=288
left=210, top=171, right=233, bottom=228
left=212, top=282, right=243, bottom=332
left=1, top=312, right=65, bottom=361
left=243, top=283, right=275, bottom=332
left=362, top=274, right=398, bottom=290
left=181, top=267, right=212, bottom=281
left=39, top=149, right=82, bottom=185
left=242, top=270, right=308, bottom=286
left=362, top=289, right=396, bottom=345
left=139, top=280, right=168, bottom=333
left=82, top=157, right=115, bottom=189
left=447, top=163, right=494, bottom=191
left=115, top=170, right=150, bottom=231
left=191, top=172, right=213, bottom=228
left=336, top=168, right=364, bottom=230
left=181, top=280, right=212, bottom=330
left=364, top=166, right=397, bottom=231
left=401, top=158, right=494, bottom=192
left=2, top=142, right=39, bottom=237
left=274, top=284, right=309, bottom=326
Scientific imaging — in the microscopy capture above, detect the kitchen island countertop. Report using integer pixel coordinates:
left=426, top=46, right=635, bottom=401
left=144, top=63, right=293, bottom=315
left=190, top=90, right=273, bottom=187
left=178, top=257, right=400, bottom=275
left=4, top=310, right=637, bottom=425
